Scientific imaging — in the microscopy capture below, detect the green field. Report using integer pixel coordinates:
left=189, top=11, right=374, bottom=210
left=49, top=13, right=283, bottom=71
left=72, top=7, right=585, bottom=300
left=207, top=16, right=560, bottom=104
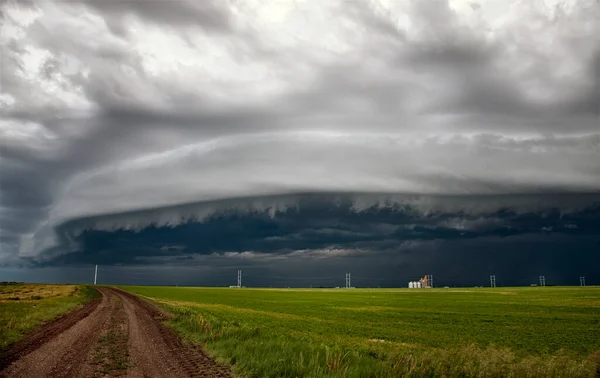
left=0, top=283, right=98, bottom=351
left=120, top=286, right=600, bottom=377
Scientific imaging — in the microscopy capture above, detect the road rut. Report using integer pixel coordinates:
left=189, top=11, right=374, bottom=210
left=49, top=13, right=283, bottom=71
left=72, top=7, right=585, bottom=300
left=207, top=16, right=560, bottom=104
left=0, top=287, right=232, bottom=378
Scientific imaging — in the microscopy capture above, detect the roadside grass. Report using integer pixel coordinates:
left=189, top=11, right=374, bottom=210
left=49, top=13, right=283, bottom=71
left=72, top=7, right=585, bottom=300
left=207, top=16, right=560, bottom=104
left=0, top=283, right=99, bottom=351
left=91, top=296, right=128, bottom=377
left=121, top=286, right=600, bottom=377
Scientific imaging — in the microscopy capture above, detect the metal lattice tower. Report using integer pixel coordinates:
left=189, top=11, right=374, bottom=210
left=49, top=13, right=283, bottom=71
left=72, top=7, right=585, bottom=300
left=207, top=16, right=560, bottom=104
left=580, top=276, right=586, bottom=287
left=427, top=274, right=434, bottom=288
left=237, top=270, right=242, bottom=288
left=539, top=275, right=546, bottom=287
left=490, top=275, right=496, bottom=288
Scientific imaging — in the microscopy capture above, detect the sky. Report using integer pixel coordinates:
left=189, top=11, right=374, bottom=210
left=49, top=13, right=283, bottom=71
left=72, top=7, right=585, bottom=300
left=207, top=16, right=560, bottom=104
left=0, top=0, right=599, bottom=287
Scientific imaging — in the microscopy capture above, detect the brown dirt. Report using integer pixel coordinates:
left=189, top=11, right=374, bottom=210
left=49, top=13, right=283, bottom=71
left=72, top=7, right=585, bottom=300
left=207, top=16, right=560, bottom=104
left=0, top=287, right=232, bottom=378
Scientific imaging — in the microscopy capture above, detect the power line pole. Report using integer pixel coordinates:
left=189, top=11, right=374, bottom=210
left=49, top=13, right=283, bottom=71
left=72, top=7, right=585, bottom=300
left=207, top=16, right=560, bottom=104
left=94, top=265, right=98, bottom=285
left=539, top=275, right=546, bottom=287
left=490, top=275, right=496, bottom=288
left=580, top=276, right=586, bottom=287
left=237, top=270, right=242, bottom=288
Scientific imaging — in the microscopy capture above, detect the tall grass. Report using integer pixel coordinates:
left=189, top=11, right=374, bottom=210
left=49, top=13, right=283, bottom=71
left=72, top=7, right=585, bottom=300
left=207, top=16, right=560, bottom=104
left=163, top=304, right=595, bottom=377
left=123, top=287, right=600, bottom=377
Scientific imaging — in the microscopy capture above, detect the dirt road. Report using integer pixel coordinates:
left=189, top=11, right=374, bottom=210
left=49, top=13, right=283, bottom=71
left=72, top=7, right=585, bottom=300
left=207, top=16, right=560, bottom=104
left=0, top=287, right=232, bottom=378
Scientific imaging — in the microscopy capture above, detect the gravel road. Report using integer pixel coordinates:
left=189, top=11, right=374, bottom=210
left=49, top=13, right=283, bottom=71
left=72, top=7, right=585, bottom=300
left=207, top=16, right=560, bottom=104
left=0, top=287, right=232, bottom=378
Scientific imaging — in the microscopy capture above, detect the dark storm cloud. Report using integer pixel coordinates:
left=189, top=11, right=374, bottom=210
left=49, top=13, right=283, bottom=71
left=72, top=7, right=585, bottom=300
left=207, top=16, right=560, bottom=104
left=0, top=0, right=599, bottom=268
left=29, top=193, right=600, bottom=284
left=23, top=213, right=600, bottom=287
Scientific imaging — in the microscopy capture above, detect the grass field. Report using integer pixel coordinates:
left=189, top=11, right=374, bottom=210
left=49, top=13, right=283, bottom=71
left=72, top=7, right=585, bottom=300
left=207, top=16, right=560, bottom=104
left=0, top=283, right=98, bottom=351
left=121, top=286, right=600, bottom=377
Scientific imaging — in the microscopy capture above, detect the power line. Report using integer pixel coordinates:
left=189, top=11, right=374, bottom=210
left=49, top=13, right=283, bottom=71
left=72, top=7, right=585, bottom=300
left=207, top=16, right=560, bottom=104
left=9, top=264, right=593, bottom=288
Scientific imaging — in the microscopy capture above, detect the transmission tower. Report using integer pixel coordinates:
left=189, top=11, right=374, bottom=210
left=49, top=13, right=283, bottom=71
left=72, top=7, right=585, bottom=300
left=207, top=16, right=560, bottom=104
left=490, top=275, right=496, bottom=288
left=427, top=274, right=434, bottom=288
left=237, top=270, right=242, bottom=288
left=580, top=276, right=586, bottom=287
left=539, top=275, right=546, bottom=287
left=345, top=273, right=351, bottom=289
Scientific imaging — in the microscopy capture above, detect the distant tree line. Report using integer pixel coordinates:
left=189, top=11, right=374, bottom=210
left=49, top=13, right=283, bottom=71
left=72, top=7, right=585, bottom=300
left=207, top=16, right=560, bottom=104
left=0, top=281, right=24, bottom=286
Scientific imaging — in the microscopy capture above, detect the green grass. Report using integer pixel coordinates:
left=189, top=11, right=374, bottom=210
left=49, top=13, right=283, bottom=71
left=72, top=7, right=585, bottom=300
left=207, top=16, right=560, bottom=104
left=0, top=283, right=99, bottom=351
left=120, top=286, right=600, bottom=377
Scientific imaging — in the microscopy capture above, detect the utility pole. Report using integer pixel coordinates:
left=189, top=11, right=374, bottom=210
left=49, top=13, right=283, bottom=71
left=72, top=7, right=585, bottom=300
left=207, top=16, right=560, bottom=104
left=490, top=275, right=496, bottom=288
left=237, top=270, right=242, bottom=288
left=94, top=265, right=98, bottom=285
left=539, top=275, right=546, bottom=287
left=580, top=276, right=586, bottom=287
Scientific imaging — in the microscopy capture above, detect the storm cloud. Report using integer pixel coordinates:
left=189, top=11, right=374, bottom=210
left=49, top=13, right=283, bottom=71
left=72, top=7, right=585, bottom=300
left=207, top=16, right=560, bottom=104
left=0, top=0, right=599, bottom=285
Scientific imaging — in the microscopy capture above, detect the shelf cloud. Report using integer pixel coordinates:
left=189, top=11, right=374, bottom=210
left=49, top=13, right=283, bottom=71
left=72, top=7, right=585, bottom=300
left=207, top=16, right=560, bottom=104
left=1, top=0, right=599, bottom=284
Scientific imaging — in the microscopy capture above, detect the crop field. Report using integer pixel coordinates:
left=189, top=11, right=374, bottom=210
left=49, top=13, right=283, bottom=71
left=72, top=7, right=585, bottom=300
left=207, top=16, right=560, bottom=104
left=0, top=283, right=98, bottom=351
left=121, top=286, right=600, bottom=377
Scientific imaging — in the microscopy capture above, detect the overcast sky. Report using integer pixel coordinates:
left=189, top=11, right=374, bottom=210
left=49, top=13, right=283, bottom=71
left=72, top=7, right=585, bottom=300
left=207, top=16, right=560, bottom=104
left=1, top=0, right=599, bottom=286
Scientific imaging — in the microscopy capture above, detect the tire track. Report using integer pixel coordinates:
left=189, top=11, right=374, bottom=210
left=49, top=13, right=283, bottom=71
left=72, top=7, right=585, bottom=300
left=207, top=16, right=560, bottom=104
left=112, top=288, right=231, bottom=378
left=0, top=293, right=101, bottom=370
left=1, top=287, right=115, bottom=378
left=1, top=287, right=232, bottom=378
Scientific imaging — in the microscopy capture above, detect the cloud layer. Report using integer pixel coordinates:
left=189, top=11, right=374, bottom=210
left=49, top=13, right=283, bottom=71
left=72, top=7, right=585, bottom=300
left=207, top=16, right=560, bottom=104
left=24, top=193, right=600, bottom=287
left=1, top=0, right=599, bottom=266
